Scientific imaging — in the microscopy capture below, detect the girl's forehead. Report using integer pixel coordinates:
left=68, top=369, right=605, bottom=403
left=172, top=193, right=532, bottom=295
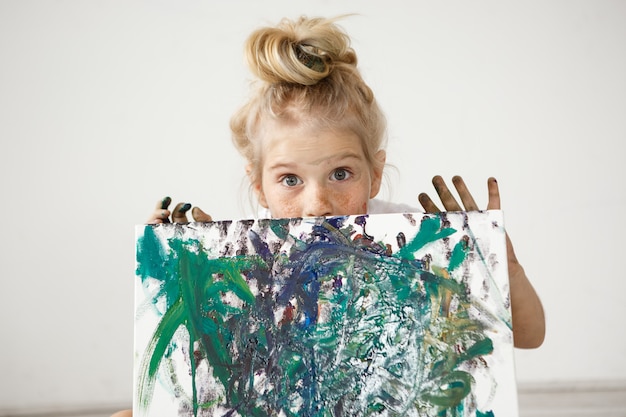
left=266, top=124, right=361, bottom=149
left=260, top=125, right=365, bottom=162
left=251, top=114, right=369, bottom=171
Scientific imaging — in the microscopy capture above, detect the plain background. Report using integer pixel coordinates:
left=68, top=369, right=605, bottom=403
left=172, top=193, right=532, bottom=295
left=1, top=0, right=624, bottom=412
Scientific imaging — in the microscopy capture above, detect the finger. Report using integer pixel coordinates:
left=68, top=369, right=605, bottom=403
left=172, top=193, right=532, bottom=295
left=159, top=196, right=172, bottom=210
left=148, top=196, right=172, bottom=224
left=432, top=175, right=463, bottom=211
left=171, top=202, right=192, bottom=223
left=418, top=193, right=441, bottom=213
left=486, top=177, right=501, bottom=210
left=191, top=207, right=213, bottom=222
left=157, top=196, right=171, bottom=223
left=451, top=175, right=479, bottom=211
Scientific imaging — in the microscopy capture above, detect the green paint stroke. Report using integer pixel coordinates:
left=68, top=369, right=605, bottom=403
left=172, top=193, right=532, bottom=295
left=448, top=239, right=469, bottom=271
left=135, top=227, right=266, bottom=414
left=395, top=216, right=456, bottom=260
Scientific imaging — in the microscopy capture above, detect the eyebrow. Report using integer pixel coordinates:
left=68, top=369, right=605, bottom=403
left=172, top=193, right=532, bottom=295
left=314, top=151, right=363, bottom=166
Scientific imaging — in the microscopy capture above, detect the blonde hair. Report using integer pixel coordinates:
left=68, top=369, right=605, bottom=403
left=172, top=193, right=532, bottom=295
left=230, top=16, right=387, bottom=185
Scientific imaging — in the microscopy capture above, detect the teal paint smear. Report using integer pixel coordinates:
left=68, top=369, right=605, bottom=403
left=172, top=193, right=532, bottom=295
left=135, top=214, right=506, bottom=416
left=135, top=225, right=180, bottom=309
left=448, top=239, right=469, bottom=271
left=395, top=216, right=456, bottom=260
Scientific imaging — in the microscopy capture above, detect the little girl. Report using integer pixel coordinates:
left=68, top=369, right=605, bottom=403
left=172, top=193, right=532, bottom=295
left=148, top=15, right=544, bottom=347
left=123, top=14, right=544, bottom=417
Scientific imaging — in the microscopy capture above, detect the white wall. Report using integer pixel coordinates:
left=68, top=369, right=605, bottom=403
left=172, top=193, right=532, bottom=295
left=1, top=0, right=624, bottom=412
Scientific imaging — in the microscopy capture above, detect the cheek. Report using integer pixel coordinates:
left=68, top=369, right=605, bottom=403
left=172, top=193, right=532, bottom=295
left=266, top=193, right=301, bottom=218
left=331, top=189, right=369, bottom=216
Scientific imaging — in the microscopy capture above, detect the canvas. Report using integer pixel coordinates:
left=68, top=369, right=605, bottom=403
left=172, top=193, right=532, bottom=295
left=133, top=211, right=517, bottom=417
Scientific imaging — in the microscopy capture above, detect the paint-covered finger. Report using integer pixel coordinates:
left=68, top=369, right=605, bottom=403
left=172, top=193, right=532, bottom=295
left=157, top=196, right=172, bottom=223
left=486, top=177, right=501, bottom=210
left=432, top=175, right=463, bottom=211
left=172, top=202, right=192, bottom=223
left=192, top=207, right=213, bottom=222
left=156, top=197, right=172, bottom=210
left=159, top=196, right=172, bottom=210
left=147, top=197, right=172, bottom=224
left=451, top=176, right=479, bottom=211
left=418, top=193, right=441, bottom=213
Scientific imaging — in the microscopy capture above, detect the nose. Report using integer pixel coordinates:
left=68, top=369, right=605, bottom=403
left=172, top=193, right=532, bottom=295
left=304, top=184, right=333, bottom=217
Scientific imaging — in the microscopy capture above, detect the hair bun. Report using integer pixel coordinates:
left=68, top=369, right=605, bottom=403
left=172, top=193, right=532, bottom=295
left=294, top=43, right=327, bottom=73
left=245, top=16, right=356, bottom=86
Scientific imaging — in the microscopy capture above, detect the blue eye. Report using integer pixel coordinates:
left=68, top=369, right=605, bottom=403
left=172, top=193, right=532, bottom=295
left=332, top=168, right=350, bottom=181
left=282, top=175, right=301, bottom=187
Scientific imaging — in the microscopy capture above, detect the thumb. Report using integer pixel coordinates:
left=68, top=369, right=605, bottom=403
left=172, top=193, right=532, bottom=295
left=192, top=207, right=213, bottom=222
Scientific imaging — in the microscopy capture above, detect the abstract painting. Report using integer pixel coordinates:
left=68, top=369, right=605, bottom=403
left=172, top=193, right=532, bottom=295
left=133, top=211, right=518, bottom=417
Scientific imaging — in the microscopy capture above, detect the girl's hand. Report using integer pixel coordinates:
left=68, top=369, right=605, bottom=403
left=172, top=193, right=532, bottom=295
left=147, top=196, right=213, bottom=224
left=418, top=175, right=546, bottom=349
left=417, top=175, right=499, bottom=213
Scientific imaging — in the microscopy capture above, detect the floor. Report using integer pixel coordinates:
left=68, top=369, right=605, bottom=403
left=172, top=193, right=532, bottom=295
left=517, top=382, right=626, bottom=417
